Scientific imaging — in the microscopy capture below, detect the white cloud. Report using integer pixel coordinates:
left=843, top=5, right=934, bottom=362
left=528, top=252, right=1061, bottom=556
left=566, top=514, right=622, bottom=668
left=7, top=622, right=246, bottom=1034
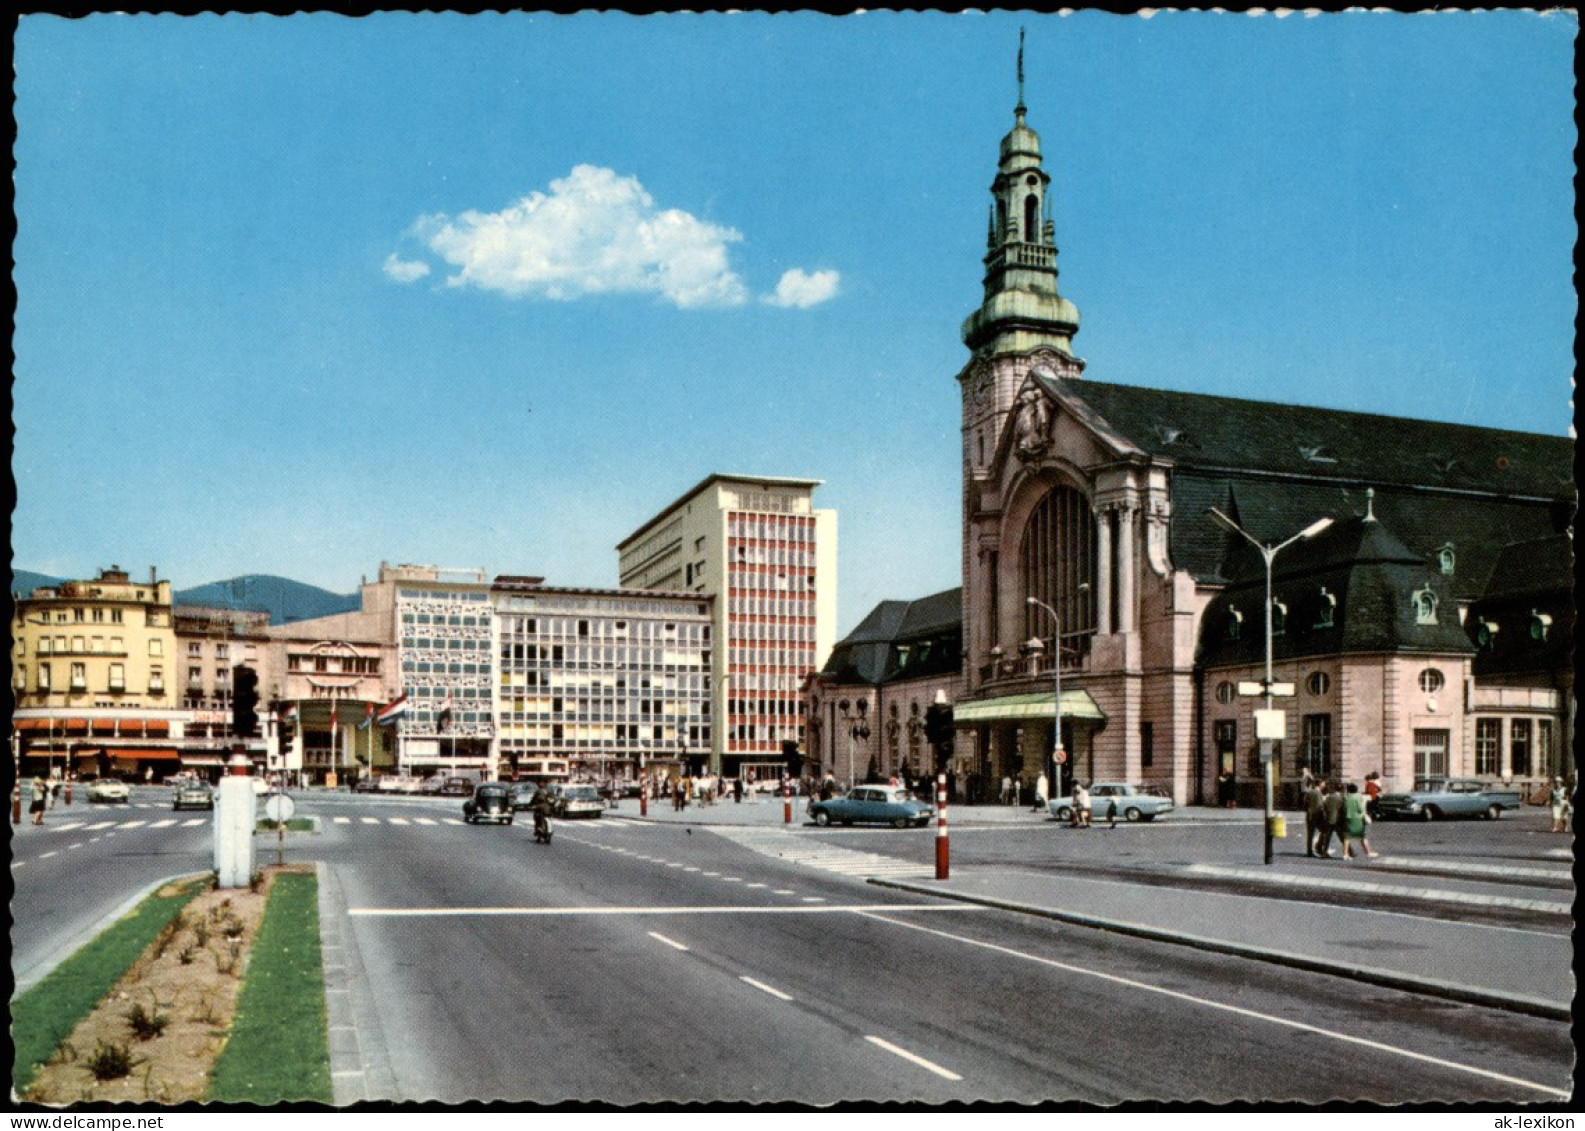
left=763, top=268, right=840, bottom=309
left=382, top=254, right=431, bottom=283
left=403, top=165, right=748, bottom=308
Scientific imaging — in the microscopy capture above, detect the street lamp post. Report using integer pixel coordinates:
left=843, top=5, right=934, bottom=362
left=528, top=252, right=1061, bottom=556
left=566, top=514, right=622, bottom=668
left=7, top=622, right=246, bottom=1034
left=837, top=698, right=869, bottom=791
left=1026, top=586, right=1087, bottom=803
left=1207, top=508, right=1334, bottom=864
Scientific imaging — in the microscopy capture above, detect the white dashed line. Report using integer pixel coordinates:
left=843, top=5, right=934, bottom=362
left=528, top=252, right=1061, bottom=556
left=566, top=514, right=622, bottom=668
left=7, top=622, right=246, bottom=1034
left=388, top=817, right=411, bottom=826
left=334, top=817, right=351, bottom=824
left=648, top=931, right=691, bottom=952
left=740, top=976, right=795, bottom=1001
left=118, top=821, right=147, bottom=829
left=39, top=851, right=57, bottom=859
left=864, top=1036, right=962, bottom=1081
left=149, top=819, right=178, bottom=829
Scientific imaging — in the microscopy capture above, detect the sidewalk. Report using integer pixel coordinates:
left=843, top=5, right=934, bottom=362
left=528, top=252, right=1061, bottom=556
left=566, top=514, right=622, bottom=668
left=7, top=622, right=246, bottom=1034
left=871, top=867, right=1571, bottom=1021
left=612, top=794, right=1275, bottom=827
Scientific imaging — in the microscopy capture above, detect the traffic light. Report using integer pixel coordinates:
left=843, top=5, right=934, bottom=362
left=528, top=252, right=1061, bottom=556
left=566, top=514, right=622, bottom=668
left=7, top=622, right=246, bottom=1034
left=924, top=703, right=953, bottom=771
left=232, top=665, right=260, bottom=738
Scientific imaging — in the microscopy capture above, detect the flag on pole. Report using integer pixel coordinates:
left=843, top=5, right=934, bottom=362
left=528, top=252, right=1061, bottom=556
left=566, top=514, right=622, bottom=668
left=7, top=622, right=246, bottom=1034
left=357, top=702, right=375, bottom=731
left=376, top=695, right=408, bottom=725
left=330, top=700, right=338, bottom=730
left=437, top=692, right=454, bottom=732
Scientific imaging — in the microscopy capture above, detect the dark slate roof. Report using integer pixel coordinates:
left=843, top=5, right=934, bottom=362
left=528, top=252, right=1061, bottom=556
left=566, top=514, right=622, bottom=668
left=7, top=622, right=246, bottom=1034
left=1197, top=514, right=1475, bottom=667
left=1478, top=534, right=1574, bottom=602
left=822, top=588, right=963, bottom=686
left=1039, top=374, right=1575, bottom=603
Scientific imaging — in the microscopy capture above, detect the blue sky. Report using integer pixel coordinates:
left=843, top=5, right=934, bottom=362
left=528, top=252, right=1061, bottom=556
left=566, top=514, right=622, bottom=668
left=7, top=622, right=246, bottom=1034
left=13, top=11, right=1577, bottom=635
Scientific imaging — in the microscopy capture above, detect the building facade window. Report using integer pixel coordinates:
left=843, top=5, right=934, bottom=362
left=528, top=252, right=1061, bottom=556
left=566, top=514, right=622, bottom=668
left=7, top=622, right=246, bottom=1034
left=149, top=638, right=163, bottom=656
left=1302, top=713, right=1332, bottom=777
left=1411, top=587, right=1438, bottom=625
left=1215, top=681, right=1236, bottom=705
left=1020, top=484, right=1097, bottom=659
left=1413, top=729, right=1450, bottom=780
left=1314, top=587, right=1336, bottom=629
left=109, top=663, right=125, bottom=692
left=38, top=662, right=51, bottom=692
left=1475, top=718, right=1502, bottom=776
left=70, top=662, right=86, bottom=690
left=1418, top=668, right=1445, bottom=694
left=1140, top=721, right=1154, bottom=768
left=1509, top=719, right=1532, bottom=777
left=1305, top=671, right=1330, bottom=696
left=1270, top=599, right=1288, bottom=637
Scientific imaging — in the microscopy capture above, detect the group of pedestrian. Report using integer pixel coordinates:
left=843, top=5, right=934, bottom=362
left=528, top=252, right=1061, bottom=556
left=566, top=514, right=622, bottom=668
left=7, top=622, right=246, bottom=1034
left=1302, top=775, right=1378, bottom=860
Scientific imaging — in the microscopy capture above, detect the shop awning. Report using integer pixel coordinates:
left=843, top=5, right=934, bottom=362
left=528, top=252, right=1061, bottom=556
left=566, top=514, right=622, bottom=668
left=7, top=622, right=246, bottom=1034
left=951, top=690, right=1106, bottom=724
left=181, top=756, right=227, bottom=766
left=107, top=747, right=181, bottom=760
left=143, top=720, right=171, bottom=736
left=14, top=719, right=51, bottom=733
left=64, top=718, right=89, bottom=732
left=91, top=720, right=118, bottom=735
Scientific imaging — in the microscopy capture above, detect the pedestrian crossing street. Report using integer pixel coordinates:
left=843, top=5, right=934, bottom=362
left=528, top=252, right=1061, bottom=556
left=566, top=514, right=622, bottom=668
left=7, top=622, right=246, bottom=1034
left=704, top=826, right=937, bottom=882
left=324, top=815, right=654, bottom=828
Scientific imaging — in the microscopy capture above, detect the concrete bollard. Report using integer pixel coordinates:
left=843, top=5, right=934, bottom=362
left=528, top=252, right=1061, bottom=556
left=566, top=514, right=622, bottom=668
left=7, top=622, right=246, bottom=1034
left=213, top=749, right=257, bottom=888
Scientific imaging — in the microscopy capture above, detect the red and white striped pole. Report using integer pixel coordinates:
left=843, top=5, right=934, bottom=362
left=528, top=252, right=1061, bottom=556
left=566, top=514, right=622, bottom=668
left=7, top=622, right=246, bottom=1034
left=935, top=772, right=949, bottom=880
left=640, top=779, right=648, bottom=818
left=783, top=776, right=792, bottom=824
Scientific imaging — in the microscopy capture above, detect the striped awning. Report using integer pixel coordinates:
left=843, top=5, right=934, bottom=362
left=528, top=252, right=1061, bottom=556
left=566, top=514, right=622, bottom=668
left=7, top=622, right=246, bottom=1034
left=952, top=690, right=1105, bottom=723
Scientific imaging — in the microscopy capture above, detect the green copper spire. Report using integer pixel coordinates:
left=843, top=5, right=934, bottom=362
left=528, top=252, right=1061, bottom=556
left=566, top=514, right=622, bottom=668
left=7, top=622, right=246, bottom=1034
left=961, top=34, right=1082, bottom=364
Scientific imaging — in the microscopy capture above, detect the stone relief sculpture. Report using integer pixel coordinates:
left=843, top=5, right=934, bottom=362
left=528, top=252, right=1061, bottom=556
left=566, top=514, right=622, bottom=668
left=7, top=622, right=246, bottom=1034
left=1014, top=386, right=1052, bottom=462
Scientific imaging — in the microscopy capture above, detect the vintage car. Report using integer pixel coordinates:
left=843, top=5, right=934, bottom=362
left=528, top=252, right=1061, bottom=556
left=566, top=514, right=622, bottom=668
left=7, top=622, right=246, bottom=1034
left=548, top=783, right=605, bottom=819
left=809, top=784, right=934, bottom=828
left=172, top=781, right=215, bottom=811
left=1373, top=778, right=1525, bottom=821
left=1050, top=782, right=1175, bottom=823
left=86, top=777, right=131, bottom=804
left=508, top=781, right=543, bottom=812
left=462, top=782, right=514, bottom=825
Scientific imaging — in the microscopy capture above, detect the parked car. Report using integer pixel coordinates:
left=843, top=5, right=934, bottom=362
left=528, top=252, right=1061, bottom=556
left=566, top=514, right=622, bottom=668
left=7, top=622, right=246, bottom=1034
left=1050, top=782, right=1175, bottom=823
left=462, top=782, right=514, bottom=825
left=86, top=777, right=130, bottom=804
left=1374, top=778, right=1525, bottom=821
left=549, top=783, right=605, bottom=819
left=809, top=785, right=933, bottom=828
left=441, top=777, right=475, bottom=797
left=172, top=781, right=215, bottom=811
left=516, top=779, right=554, bottom=804
left=353, top=777, right=382, bottom=793
left=420, top=775, right=447, bottom=795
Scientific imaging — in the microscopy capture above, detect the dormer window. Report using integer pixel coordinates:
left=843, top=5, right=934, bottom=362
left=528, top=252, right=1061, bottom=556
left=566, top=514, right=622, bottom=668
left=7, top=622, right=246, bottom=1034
left=1270, top=599, right=1288, bottom=637
left=1298, top=444, right=1337, bottom=464
left=1314, top=587, right=1336, bottom=629
left=1530, top=610, right=1553, bottom=642
left=1411, top=586, right=1439, bottom=625
left=1226, top=605, right=1243, bottom=642
left=1475, top=619, right=1500, bottom=649
left=1437, top=543, right=1456, bottom=576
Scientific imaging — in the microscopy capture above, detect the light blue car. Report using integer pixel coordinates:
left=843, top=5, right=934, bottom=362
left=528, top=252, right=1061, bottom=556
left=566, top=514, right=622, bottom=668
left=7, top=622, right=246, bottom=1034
left=810, top=785, right=933, bottom=828
left=1050, top=782, right=1175, bottom=823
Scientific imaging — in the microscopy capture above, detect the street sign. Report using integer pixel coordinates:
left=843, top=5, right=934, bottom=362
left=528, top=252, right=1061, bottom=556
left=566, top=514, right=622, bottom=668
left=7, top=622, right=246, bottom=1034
left=1054, top=749, right=1068, bottom=764
left=1239, top=680, right=1296, bottom=698
left=263, top=793, right=296, bottom=824
left=1254, top=709, right=1286, bottom=741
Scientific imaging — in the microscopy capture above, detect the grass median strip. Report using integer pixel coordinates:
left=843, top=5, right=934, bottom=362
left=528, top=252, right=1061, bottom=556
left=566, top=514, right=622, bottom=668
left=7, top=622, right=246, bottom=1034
left=11, top=876, right=206, bottom=1096
left=207, top=871, right=332, bottom=1104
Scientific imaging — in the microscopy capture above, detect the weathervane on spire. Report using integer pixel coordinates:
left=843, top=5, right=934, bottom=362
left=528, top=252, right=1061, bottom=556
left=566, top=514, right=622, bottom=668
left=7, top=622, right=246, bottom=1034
left=1016, top=26, right=1026, bottom=115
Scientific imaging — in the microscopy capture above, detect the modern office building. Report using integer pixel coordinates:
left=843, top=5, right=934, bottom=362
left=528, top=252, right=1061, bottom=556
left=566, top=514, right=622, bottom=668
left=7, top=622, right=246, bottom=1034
left=491, top=576, right=714, bottom=780
left=617, top=474, right=837, bottom=779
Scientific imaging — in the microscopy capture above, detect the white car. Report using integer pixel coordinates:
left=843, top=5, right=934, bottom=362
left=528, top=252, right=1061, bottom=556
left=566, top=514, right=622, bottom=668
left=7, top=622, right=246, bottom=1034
left=550, top=783, right=605, bottom=819
left=1050, top=782, right=1175, bottom=822
left=86, top=778, right=131, bottom=803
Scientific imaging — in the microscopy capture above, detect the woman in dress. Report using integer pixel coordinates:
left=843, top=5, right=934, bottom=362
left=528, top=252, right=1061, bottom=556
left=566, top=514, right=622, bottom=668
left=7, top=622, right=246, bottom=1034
left=1340, top=781, right=1378, bottom=860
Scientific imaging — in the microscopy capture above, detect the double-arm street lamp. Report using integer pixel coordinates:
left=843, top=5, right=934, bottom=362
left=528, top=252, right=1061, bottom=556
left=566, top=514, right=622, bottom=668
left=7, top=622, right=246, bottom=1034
left=837, top=698, right=870, bottom=792
left=1207, top=508, right=1334, bottom=864
left=1026, top=586, right=1087, bottom=802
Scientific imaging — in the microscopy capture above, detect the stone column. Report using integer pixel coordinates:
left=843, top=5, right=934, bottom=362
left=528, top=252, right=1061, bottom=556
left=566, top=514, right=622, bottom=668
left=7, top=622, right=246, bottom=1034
left=1095, top=506, right=1114, bottom=636
left=1117, top=504, right=1137, bottom=634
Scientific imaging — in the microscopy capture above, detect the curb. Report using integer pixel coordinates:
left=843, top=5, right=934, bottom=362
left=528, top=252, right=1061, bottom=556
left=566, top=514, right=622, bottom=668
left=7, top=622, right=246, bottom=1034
left=869, top=876, right=1569, bottom=1022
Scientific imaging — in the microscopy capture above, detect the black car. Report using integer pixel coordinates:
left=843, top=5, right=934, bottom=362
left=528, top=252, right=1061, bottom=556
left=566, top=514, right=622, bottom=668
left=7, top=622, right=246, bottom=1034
left=463, top=782, right=514, bottom=825
left=441, top=776, right=475, bottom=797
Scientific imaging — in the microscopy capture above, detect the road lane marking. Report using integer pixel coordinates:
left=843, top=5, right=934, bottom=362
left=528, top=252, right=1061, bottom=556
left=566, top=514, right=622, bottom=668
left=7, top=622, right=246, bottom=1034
left=1184, top=864, right=1572, bottom=915
left=801, top=896, right=826, bottom=903
left=360, top=817, right=380, bottom=825
left=414, top=818, right=437, bottom=826
left=83, top=821, right=116, bottom=830
left=334, top=817, right=351, bottom=824
left=117, top=821, right=147, bottom=829
left=349, top=904, right=987, bottom=917
left=51, top=822, right=86, bottom=832
left=180, top=819, right=206, bottom=827
left=388, top=817, right=411, bottom=825
left=67, top=842, right=82, bottom=849
left=39, top=851, right=57, bottom=859
left=148, top=819, right=178, bottom=828
left=855, top=910, right=1571, bottom=1100
left=719, top=876, right=742, bottom=883
left=773, top=890, right=796, bottom=896
left=648, top=931, right=690, bottom=951
left=864, top=1035, right=962, bottom=1081
left=740, top=976, right=794, bottom=1001
left=745, top=883, right=768, bottom=889
left=11, top=860, right=22, bottom=869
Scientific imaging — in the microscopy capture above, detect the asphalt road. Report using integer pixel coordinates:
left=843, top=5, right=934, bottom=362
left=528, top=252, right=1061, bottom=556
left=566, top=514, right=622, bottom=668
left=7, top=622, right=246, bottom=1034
left=295, top=793, right=1574, bottom=1105
left=11, top=789, right=1572, bottom=1105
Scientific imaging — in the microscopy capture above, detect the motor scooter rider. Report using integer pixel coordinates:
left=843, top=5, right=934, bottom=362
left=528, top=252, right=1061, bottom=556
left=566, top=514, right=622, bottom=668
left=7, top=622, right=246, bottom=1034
left=529, top=786, right=554, bottom=840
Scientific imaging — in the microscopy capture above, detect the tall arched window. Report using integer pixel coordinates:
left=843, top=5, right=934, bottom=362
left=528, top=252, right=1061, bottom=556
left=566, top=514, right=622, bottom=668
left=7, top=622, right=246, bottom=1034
left=1023, top=194, right=1040, bottom=242
left=1021, top=484, right=1098, bottom=659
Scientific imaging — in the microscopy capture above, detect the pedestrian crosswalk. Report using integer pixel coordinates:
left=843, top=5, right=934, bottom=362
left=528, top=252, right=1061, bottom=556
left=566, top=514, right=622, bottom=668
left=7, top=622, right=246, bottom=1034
left=707, top=826, right=936, bottom=882
left=40, top=817, right=209, bottom=832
